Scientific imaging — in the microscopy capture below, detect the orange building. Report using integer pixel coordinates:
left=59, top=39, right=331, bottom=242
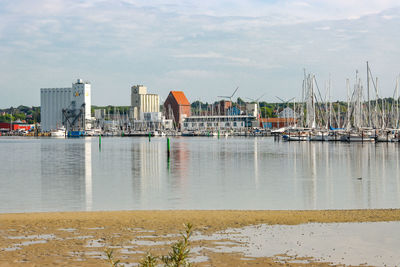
left=164, top=91, right=191, bottom=128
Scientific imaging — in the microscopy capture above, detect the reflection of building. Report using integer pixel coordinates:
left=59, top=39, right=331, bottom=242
left=40, top=79, right=91, bottom=131
left=182, top=115, right=255, bottom=131
left=164, top=91, right=191, bottom=128
left=131, top=85, right=160, bottom=120
left=40, top=139, right=92, bottom=211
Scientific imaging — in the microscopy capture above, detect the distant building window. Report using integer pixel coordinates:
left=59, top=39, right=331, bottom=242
left=233, top=122, right=237, bottom=126
left=184, top=123, right=188, bottom=127
left=225, top=122, right=230, bottom=127
left=200, top=123, right=204, bottom=127
left=207, top=123, right=212, bottom=127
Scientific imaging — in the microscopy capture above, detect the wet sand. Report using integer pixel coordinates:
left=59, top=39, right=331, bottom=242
left=1, top=209, right=399, bottom=266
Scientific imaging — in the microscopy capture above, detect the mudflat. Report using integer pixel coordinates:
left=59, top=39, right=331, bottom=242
left=0, top=209, right=399, bottom=266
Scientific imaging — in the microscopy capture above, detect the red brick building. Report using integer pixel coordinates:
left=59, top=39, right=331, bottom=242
left=214, top=100, right=232, bottom=115
left=260, top=118, right=297, bottom=129
left=164, top=91, right=191, bottom=128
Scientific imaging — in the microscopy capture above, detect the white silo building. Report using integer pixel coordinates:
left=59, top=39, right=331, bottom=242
left=40, top=79, right=91, bottom=131
left=131, top=85, right=160, bottom=120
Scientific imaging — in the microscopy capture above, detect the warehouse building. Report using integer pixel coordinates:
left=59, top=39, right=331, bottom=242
left=131, top=85, right=160, bottom=120
left=40, top=79, right=91, bottom=131
left=163, top=91, right=191, bottom=128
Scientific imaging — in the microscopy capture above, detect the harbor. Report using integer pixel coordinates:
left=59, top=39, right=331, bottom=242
left=2, top=0, right=400, bottom=265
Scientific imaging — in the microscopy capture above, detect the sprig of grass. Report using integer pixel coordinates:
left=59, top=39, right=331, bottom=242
left=105, top=248, right=123, bottom=267
left=161, top=223, right=193, bottom=267
left=105, top=223, right=194, bottom=267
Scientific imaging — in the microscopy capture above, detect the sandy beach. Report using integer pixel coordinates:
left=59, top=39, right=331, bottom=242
left=1, top=209, right=400, bottom=266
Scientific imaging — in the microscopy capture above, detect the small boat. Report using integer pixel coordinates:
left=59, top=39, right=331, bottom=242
left=282, top=134, right=308, bottom=141
left=67, top=130, right=85, bottom=137
left=340, top=133, right=375, bottom=142
left=51, top=127, right=66, bottom=137
left=308, top=131, right=330, bottom=141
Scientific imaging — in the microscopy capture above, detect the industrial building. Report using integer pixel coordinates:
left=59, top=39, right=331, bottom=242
left=182, top=115, right=255, bottom=131
left=131, top=85, right=160, bottom=120
left=164, top=91, right=191, bottom=128
left=40, top=79, right=91, bottom=132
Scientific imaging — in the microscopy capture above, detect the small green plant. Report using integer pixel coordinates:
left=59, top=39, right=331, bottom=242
left=160, top=223, right=193, bottom=267
left=139, top=252, right=158, bottom=267
left=105, top=248, right=123, bottom=267
left=105, top=223, right=194, bottom=267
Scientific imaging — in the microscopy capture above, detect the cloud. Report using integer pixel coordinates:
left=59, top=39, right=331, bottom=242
left=1, top=0, right=400, bottom=106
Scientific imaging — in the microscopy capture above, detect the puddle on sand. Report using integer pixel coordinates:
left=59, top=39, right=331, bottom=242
left=58, top=228, right=76, bottom=232
left=86, top=238, right=106, bottom=248
left=7, top=234, right=56, bottom=240
left=128, top=228, right=155, bottom=233
left=3, top=240, right=48, bottom=251
left=131, top=240, right=173, bottom=246
left=193, top=221, right=400, bottom=267
left=68, top=235, right=94, bottom=240
left=120, top=248, right=144, bottom=254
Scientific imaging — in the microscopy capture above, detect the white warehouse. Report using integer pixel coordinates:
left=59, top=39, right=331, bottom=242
left=40, top=79, right=91, bottom=131
left=131, top=85, right=159, bottom=120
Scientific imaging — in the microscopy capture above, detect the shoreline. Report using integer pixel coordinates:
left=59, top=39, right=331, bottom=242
left=1, top=209, right=399, bottom=266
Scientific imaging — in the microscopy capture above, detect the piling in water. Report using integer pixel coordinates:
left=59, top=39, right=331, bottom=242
left=167, top=138, right=170, bottom=156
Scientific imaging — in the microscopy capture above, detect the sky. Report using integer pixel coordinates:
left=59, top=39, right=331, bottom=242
left=1, top=0, right=400, bottom=107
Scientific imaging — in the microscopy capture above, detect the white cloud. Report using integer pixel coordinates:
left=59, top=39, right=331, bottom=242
left=1, top=0, right=400, bottom=106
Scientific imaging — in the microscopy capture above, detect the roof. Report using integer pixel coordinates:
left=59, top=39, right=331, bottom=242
left=170, top=91, right=190, bottom=106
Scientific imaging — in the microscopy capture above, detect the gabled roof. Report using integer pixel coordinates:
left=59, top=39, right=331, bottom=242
left=170, top=91, right=190, bottom=105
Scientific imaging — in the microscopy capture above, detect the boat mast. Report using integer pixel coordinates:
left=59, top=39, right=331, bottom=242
left=367, top=61, right=371, bottom=127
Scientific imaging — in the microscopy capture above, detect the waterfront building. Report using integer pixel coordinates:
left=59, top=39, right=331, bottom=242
left=214, top=100, right=232, bottom=115
left=246, top=103, right=258, bottom=117
left=40, top=79, right=91, bottom=131
left=278, top=107, right=298, bottom=118
left=164, top=91, right=191, bottom=128
left=131, top=112, right=173, bottom=131
left=260, top=118, right=297, bottom=129
left=131, top=85, right=160, bottom=120
left=182, top=115, right=255, bottom=131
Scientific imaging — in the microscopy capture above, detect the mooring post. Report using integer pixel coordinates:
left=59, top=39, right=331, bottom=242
left=149, top=132, right=151, bottom=142
left=167, top=137, right=170, bottom=157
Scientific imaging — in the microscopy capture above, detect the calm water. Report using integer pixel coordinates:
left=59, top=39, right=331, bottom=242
left=1, top=136, right=400, bottom=213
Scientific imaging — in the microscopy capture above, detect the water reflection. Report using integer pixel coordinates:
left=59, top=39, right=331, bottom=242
left=1, top=137, right=400, bottom=212
left=131, top=141, right=163, bottom=207
left=40, top=139, right=92, bottom=211
left=85, top=141, right=92, bottom=211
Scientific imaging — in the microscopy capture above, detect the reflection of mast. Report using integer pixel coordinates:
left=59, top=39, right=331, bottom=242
left=254, top=138, right=258, bottom=188
left=311, top=143, right=317, bottom=209
left=396, top=144, right=400, bottom=205
left=85, top=140, right=92, bottom=211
